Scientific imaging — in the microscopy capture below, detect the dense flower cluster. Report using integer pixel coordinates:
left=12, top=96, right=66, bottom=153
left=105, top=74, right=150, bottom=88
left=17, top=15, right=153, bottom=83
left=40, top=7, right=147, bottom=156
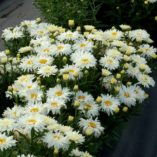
left=0, top=20, right=156, bottom=156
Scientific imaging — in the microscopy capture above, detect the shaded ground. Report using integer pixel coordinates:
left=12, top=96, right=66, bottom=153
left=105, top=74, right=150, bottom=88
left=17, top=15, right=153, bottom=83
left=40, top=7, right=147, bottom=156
left=0, top=1, right=157, bottom=157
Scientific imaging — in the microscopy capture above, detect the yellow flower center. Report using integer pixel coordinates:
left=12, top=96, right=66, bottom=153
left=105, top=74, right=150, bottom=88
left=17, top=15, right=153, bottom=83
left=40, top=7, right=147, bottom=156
left=57, top=45, right=64, bottom=51
left=0, top=138, right=6, bottom=144
left=80, top=43, right=86, bottom=48
left=55, top=91, right=63, bottom=97
left=104, top=100, right=112, bottom=106
left=38, top=30, right=44, bottom=35
left=39, top=59, right=48, bottom=64
left=27, top=60, right=33, bottom=65
left=27, top=85, right=33, bottom=89
left=78, top=95, right=85, bottom=100
left=66, top=33, right=73, bottom=38
left=88, top=122, right=96, bottom=128
left=112, top=32, right=117, bottom=36
left=31, top=93, right=38, bottom=99
left=107, top=59, right=113, bottom=64
left=43, top=48, right=50, bottom=53
left=69, top=69, right=75, bottom=73
left=27, top=119, right=37, bottom=125
left=81, top=58, right=90, bottom=64
left=51, top=102, right=58, bottom=107
left=124, top=92, right=130, bottom=98
left=53, top=135, right=61, bottom=140
left=84, top=103, right=92, bottom=110
left=30, top=107, right=39, bottom=113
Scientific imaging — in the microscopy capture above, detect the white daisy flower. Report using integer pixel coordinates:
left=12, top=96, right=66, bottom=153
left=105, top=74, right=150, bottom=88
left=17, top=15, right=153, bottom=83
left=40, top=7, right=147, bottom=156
left=25, top=103, right=47, bottom=115
left=60, top=65, right=82, bottom=80
left=128, top=29, right=151, bottom=42
left=79, top=118, right=104, bottom=137
left=34, top=42, right=55, bottom=56
left=0, top=133, right=16, bottom=151
left=2, top=26, right=24, bottom=41
left=111, top=40, right=127, bottom=48
left=3, top=106, right=24, bottom=119
left=34, top=55, right=53, bottom=69
left=71, top=51, right=96, bottom=69
left=42, top=131, right=70, bottom=150
left=104, top=29, right=123, bottom=41
left=74, top=91, right=94, bottom=102
left=70, top=148, right=93, bottom=157
left=137, top=74, right=155, bottom=88
left=119, top=24, right=131, bottom=30
left=126, top=64, right=140, bottom=78
left=66, top=131, right=85, bottom=144
left=119, top=85, right=136, bottom=107
left=25, top=88, right=43, bottom=103
left=131, top=55, right=147, bottom=65
left=19, top=56, right=36, bottom=72
left=120, top=45, right=136, bottom=55
left=134, top=86, right=146, bottom=103
left=139, top=44, right=157, bottom=58
left=105, top=49, right=122, bottom=60
left=72, top=39, right=93, bottom=52
left=47, top=84, right=72, bottom=102
left=18, top=114, right=45, bottom=132
left=78, top=100, right=99, bottom=118
left=57, top=31, right=81, bottom=41
left=51, top=43, right=72, bottom=56
left=100, top=94, right=120, bottom=115
left=46, top=97, right=66, bottom=114
left=37, top=65, right=58, bottom=77
left=99, top=56, right=119, bottom=70
left=0, top=118, right=16, bottom=132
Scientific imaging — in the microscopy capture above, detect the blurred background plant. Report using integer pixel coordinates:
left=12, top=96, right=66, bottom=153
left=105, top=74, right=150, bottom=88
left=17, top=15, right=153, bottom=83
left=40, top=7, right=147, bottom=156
left=33, top=0, right=103, bottom=28
left=33, top=0, right=157, bottom=43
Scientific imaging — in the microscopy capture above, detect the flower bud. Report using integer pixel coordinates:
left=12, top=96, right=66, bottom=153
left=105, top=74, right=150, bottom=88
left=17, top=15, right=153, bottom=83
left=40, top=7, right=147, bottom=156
left=62, top=56, right=67, bottom=64
left=1, top=57, right=8, bottom=64
left=68, top=116, right=74, bottom=122
left=85, top=128, right=93, bottom=136
left=116, top=73, right=121, bottom=79
left=63, top=74, right=69, bottom=81
left=114, top=107, right=120, bottom=113
left=68, top=20, right=75, bottom=28
left=111, top=78, right=117, bottom=84
left=122, top=106, right=128, bottom=112
left=53, top=148, right=59, bottom=155
left=36, top=17, right=42, bottom=23
left=5, top=49, right=10, bottom=55
left=102, top=69, right=111, bottom=76
left=96, top=96, right=102, bottom=103
left=74, top=101, right=80, bottom=107
left=73, top=85, right=79, bottom=91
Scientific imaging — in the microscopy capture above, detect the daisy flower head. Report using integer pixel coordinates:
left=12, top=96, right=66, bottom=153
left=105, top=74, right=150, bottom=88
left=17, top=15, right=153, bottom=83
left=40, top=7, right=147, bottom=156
left=79, top=118, right=104, bottom=137
left=99, top=56, right=119, bottom=70
left=104, top=29, right=123, bottom=41
left=29, top=22, right=50, bottom=38
left=100, top=94, right=120, bottom=115
left=18, top=46, right=32, bottom=54
left=134, top=86, right=146, bottom=103
left=66, top=131, right=85, bottom=144
left=0, top=133, right=16, bottom=151
left=118, top=85, right=136, bottom=107
left=128, top=29, right=151, bottom=42
left=37, top=65, right=58, bottom=77
left=46, top=97, right=66, bottom=114
left=70, top=148, right=93, bottom=157
left=25, top=103, right=47, bottom=115
left=18, top=114, right=45, bottom=132
left=60, top=65, right=82, bottom=80
left=137, top=74, right=155, bottom=88
left=130, top=55, right=147, bottom=65
left=78, top=100, right=100, bottom=118
left=3, top=106, right=24, bottom=119
left=0, top=118, right=16, bottom=132
left=34, top=41, right=55, bottom=56
left=34, top=55, right=53, bottom=69
left=2, top=26, right=24, bottom=41
left=42, top=131, right=70, bottom=150
left=71, top=51, right=96, bottom=69
left=19, top=55, right=36, bottom=72
left=72, top=39, right=93, bottom=52
left=105, top=49, right=122, bottom=60
left=51, top=43, right=72, bottom=56
left=139, top=44, right=157, bottom=58
left=74, top=91, right=94, bottom=103
left=57, top=30, right=82, bottom=41
left=25, top=88, right=43, bottom=103
left=47, top=84, right=72, bottom=102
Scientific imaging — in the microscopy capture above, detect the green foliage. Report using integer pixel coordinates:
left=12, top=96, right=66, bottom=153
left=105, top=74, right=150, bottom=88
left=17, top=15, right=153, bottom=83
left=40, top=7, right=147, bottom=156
left=33, top=0, right=102, bottom=27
